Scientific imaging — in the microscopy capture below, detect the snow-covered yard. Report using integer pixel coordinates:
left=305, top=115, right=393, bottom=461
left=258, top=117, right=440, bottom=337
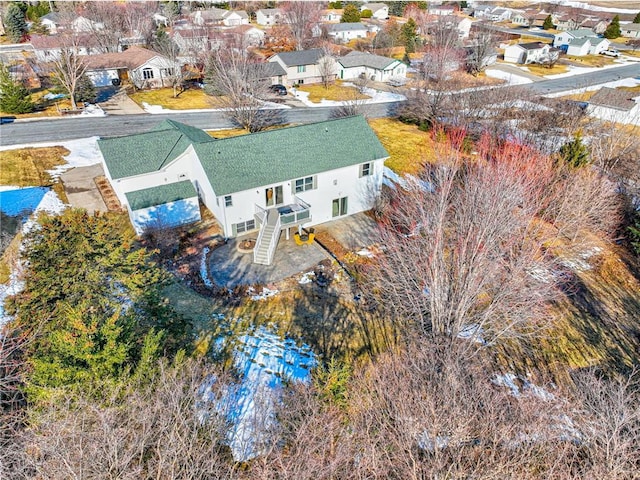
left=292, top=83, right=406, bottom=107
left=200, top=324, right=316, bottom=462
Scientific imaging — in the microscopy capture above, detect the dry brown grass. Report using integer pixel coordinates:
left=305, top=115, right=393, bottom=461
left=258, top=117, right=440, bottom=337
left=368, top=118, right=436, bottom=175
left=564, top=54, right=615, bottom=68
left=296, top=81, right=370, bottom=103
left=129, top=88, right=227, bottom=110
left=525, top=63, right=569, bottom=76
left=0, top=146, right=69, bottom=186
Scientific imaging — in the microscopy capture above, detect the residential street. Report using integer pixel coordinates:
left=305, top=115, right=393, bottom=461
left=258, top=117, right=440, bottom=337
left=1, top=63, right=638, bottom=146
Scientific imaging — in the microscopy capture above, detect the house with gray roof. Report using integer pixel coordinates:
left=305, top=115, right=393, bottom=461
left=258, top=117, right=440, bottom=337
left=337, top=51, right=406, bottom=83
left=256, top=8, right=283, bottom=26
left=98, top=117, right=389, bottom=265
left=325, top=22, right=369, bottom=43
left=268, top=48, right=337, bottom=86
left=553, top=28, right=609, bottom=55
left=586, top=87, right=640, bottom=125
left=361, top=3, right=389, bottom=20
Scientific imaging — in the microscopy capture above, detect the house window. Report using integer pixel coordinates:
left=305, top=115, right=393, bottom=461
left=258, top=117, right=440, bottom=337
left=161, top=67, right=175, bottom=76
left=142, top=68, right=154, bottom=79
left=235, top=219, right=256, bottom=234
left=332, top=197, right=348, bottom=217
left=359, top=162, right=372, bottom=177
left=224, top=195, right=233, bottom=207
left=294, top=176, right=315, bottom=193
left=297, top=65, right=306, bottom=73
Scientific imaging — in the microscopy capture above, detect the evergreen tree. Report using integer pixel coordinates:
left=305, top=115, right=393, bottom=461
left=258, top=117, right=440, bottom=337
left=74, top=74, right=97, bottom=104
left=604, top=15, right=621, bottom=39
left=558, top=132, right=590, bottom=168
left=25, top=1, right=50, bottom=21
left=542, top=15, right=554, bottom=30
left=401, top=17, right=418, bottom=54
left=340, top=4, right=361, bottom=23
left=0, top=63, right=34, bottom=114
left=5, top=209, right=191, bottom=401
left=4, top=2, right=28, bottom=43
left=634, top=11, right=640, bottom=23
left=164, top=0, right=181, bottom=17
left=387, top=1, right=408, bottom=17
left=629, top=213, right=640, bottom=256
left=328, top=1, right=342, bottom=8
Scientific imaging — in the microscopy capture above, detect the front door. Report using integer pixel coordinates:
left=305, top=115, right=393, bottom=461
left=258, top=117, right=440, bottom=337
left=266, top=185, right=283, bottom=207
left=332, top=197, right=348, bottom=217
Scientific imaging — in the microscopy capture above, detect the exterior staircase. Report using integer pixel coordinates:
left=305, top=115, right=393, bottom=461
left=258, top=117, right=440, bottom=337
left=253, top=208, right=281, bottom=265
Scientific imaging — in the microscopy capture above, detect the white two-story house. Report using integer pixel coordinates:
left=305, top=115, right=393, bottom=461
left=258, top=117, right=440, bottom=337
left=98, top=117, right=389, bottom=265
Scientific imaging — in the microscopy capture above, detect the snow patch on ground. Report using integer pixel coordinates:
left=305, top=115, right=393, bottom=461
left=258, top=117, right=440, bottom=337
left=298, top=271, right=315, bottom=284
left=457, top=323, right=487, bottom=345
left=545, top=76, right=640, bottom=98
left=549, top=0, right=640, bottom=14
left=142, top=101, right=291, bottom=114
left=485, top=68, right=534, bottom=85
left=493, top=373, right=556, bottom=401
left=200, top=325, right=316, bottom=462
left=248, top=287, right=279, bottom=301
left=200, top=247, right=213, bottom=288
left=558, top=246, right=603, bottom=272
left=357, top=248, right=375, bottom=258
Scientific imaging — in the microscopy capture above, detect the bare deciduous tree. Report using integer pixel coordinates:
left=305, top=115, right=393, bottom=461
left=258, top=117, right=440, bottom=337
left=281, top=1, right=323, bottom=51
left=205, top=48, right=284, bottom=132
left=51, top=37, right=88, bottom=111
left=465, top=31, right=496, bottom=76
left=330, top=74, right=372, bottom=119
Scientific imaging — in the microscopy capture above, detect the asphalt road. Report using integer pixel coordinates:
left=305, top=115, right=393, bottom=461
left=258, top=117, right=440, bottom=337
left=1, top=63, right=638, bottom=146
left=0, top=102, right=401, bottom=146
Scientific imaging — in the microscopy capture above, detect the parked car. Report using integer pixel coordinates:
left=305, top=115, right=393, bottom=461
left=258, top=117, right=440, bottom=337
left=601, top=49, right=620, bottom=57
left=269, top=84, right=287, bottom=96
left=0, top=116, right=16, bottom=124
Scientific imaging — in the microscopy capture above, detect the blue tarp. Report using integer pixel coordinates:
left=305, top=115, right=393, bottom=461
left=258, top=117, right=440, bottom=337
left=0, top=186, right=49, bottom=217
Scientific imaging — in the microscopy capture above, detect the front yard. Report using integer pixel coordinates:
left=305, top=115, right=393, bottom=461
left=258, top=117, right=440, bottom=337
left=295, top=81, right=370, bottom=103
left=128, top=87, right=227, bottom=110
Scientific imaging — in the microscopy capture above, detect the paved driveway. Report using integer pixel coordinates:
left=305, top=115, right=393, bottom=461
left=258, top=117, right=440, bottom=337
left=60, top=164, right=108, bottom=213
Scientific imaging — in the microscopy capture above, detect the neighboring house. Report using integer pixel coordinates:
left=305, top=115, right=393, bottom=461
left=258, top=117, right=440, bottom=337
left=40, top=12, right=64, bottom=34
left=84, top=46, right=178, bottom=88
left=72, top=15, right=104, bottom=33
left=325, top=22, right=369, bottom=42
left=361, top=3, right=389, bottom=20
left=529, top=13, right=559, bottom=28
left=30, top=34, right=102, bottom=61
left=472, top=5, right=493, bottom=19
left=554, top=28, right=609, bottom=55
left=256, top=8, right=283, bottom=26
left=586, top=87, right=640, bottom=125
left=428, top=15, right=473, bottom=39
left=429, top=5, right=456, bottom=16
left=172, top=27, right=209, bottom=59
left=268, top=48, right=337, bottom=86
left=258, top=62, right=288, bottom=85
left=511, top=12, right=529, bottom=26
left=97, top=117, right=389, bottom=265
left=337, top=51, right=406, bottom=82
left=580, top=18, right=608, bottom=35
left=488, top=8, right=513, bottom=22
left=503, top=42, right=557, bottom=64
left=555, top=15, right=579, bottom=31
left=320, top=9, right=343, bottom=23
left=217, top=25, right=266, bottom=48
left=621, top=23, right=640, bottom=39
left=190, top=8, right=249, bottom=27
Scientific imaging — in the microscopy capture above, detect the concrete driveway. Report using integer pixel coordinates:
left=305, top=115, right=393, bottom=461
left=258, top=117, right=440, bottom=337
left=60, top=164, right=108, bottom=213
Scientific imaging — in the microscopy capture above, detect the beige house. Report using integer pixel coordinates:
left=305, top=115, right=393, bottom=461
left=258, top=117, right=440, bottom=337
left=268, top=49, right=337, bottom=86
left=621, top=23, right=640, bottom=39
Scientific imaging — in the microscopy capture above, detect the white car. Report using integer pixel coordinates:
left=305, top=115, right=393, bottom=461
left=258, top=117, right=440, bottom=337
left=601, top=49, right=620, bottom=57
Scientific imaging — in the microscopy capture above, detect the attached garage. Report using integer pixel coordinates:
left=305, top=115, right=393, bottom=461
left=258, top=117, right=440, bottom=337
left=125, top=180, right=201, bottom=234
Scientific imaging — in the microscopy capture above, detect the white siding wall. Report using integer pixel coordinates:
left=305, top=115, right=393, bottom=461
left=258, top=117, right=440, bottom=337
left=503, top=46, right=524, bottom=64
left=340, top=63, right=405, bottom=82
left=206, top=158, right=384, bottom=237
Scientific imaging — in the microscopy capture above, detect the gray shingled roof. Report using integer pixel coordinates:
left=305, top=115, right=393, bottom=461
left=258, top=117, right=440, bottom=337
left=100, top=117, right=389, bottom=197
left=260, top=62, right=287, bottom=77
left=98, top=119, right=214, bottom=180
left=195, top=116, right=388, bottom=196
left=589, top=87, right=638, bottom=111
left=328, top=22, right=367, bottom=32
left=338, top=51, right=398, bottom=69
left=126, top=180, right=198, bottom=211
left=270, top=48, right=324, bottom=67
left=516, top=42, right=549, bottom=50
left=569, top=37, right=591, bottom=47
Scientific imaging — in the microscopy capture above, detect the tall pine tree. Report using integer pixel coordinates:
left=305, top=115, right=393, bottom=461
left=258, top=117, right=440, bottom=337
left=4, top=3, right=28, bottom=42
left=604, top=15, right=621, bottom=39
left=542, top=15, right=554, bottom=30
left=0, top=63, right=34, bottom=114
left=634, top=11, right=640, bottom=23
left=558, top=132, right=590, bottom=168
